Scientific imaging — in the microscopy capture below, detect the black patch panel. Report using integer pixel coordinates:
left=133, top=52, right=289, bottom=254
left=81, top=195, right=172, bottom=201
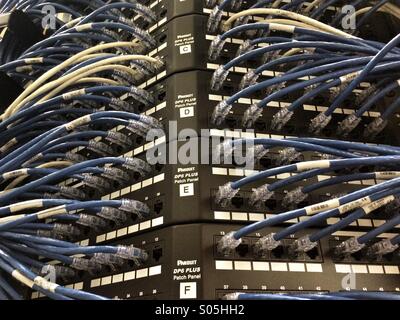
left=61, top=224, right=400, bottom=300
left=130, top=70, right=400, bottom=145
left=3, top=0, right=398, bottom=302
left=67, top=138, right=399, bottom=247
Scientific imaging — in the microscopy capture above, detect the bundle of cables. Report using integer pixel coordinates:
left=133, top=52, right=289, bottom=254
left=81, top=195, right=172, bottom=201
left=208, top=6, right=400, bottom=138
left=0, top=0, right=156, bottom=64
left=206, top=0, right=400, bottom=34
left=214, top=137, right=400, bottom=299
left=0, top=1, right=164, bottom=300
left=208, top=1, right=400, bottom=301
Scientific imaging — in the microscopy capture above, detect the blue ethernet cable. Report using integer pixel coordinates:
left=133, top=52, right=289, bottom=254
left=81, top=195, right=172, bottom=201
left=358, top=215, right=400, bottom=244
left=320, top=33, right=400, bottom=125
left=274, top=187, right=400, bottom=241
left=231, top=174, right=400, bottom=239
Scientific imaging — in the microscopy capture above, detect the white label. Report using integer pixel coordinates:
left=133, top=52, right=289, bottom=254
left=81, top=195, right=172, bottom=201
left=10, top=199, right=43, bottom=213
left=34, top=277, right=59, bottom=293
left=340, top=71, right=360, bottom=84
left=12, top=270, right=34, bottom=288
left=338, top=197, right=371, bottom=214
left=0, top=138, right=17, bottom=153
left=363, top=196, right=395, bottom=215
left=179, top=44, right=192, bottom=55
left=3, top=169, right=28, bottom=180
left=65, top=115, right=91, bottom=131
left=179, top=282, right=197, bottom=299
left=37, top=206, right=67, bottom=219
left=62, top=89, right=86, bottom=100
left=375, top=172, right=400, bottom=179
left=297, top=160, right=330, bottom=172
left=180, top=107, right=194, bottom=118
left=179, top=183, right=194, bottom=197
left=24, top=57, right=43, bottom=64
left=305, top=198, right=340, bottom=215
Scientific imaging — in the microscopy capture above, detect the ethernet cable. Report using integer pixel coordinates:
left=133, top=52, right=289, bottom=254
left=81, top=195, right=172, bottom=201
left=227, top=291, right=400, bottom=300
left=309, top=33, right=400, bottom=134
left=273, top=189, right=399, bottom=251
left=334, top=214, right=400, bottom=256
left=216, top=159, right=400, bottom=252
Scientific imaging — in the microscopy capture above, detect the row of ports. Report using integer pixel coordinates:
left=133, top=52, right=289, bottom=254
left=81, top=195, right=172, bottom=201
left=56, top=244, right=164, bottom=287
left=214, top=235, right=400, bottom=264
left=214, top=236, right=323, bottom=262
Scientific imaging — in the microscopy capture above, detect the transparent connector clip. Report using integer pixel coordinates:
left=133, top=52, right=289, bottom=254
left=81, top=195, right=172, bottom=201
left=211, top=66, right=229, bottom=91
left=88, top=140, right=114, bottom=157
left=236, top=40, right=254, bottom=58
left=53, top=224, right=81, bottom=238
left=282, top=187, right=308, bottom=208
left=102, top=167, right=130, bottom=184
left=97, top=207, right=128, bottom=224
left=234, top=16, right=250, bottom=30
left=276, top=147, right=302, bottom=166
left=239, top=70, right=259, bottom=90
left=215, top=183, right=239, bottom=207
left=77, top=214, right=107, bottom=231
left=116, top=245, right=148, bottom=265
left=385, top=196, right=400, bottom=213
left=211, top=100, right=232, bottom=126
left=123, top=158, right=152, bottom=176
left=110, top=97, right=136, bottom=112
left=335, top=237, right=365, bottom=256
left=71, top=257, right=102, bottom=274
left=83, top=174, right=111, bottom=191
left=290, top=235, right=318, bottom=254
left=271, top=108, right=294, bottom=131
left=265, top=82, right=285, bottom=96
left=213, top=140, right=234, bottom=164
left=207, top=7, right=223, bottom=33
left=367, top=239, right=399, bottom=258
left=53, top=265, right=76, bottom=282
left=217, top=232, right=242, bottom=257
left=91, top=253, right=125, bottom=271
left=65, top=152, right=87, bottom=163
left=262, top=50, right=281, bottom=64
left=338, top=113, right=362, bottom=136
left=356, top=85, right=377, bottom=105
left=129, top=86, right=155, bottom=107
left=242, top=104, right=263, bottom=128
left=139, top=115, right=163, bottom=130
left=106, top=131, right=132, bottom=148
left=127, top=120, right=150, bottom=138
left=119, top=199, right=150, bottom=219
left=249, top=185, right=274, bottom=208
left=209, top=35, right=226, bottom=61
left=309, top=112, right=332, bottom=134
left=130, top=60, right=154, bottom=81
left=59, top=186, right=86, bottom=200
left=364, top=117, right=387, bottom=138
left=254, top=234, right=281, bottom=257
left=223, top=293, right=240, bottom=301
left=250, top=145, right=269, bottom=161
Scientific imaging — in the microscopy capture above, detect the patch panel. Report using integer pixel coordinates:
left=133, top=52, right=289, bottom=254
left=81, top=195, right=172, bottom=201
left=78, top=139, right=400, bottom=247
left=52, top=224, right=400, bottom=300
left=122, top=70, right=400, bottom=145
left=1, top=0, right=400, bottom=302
